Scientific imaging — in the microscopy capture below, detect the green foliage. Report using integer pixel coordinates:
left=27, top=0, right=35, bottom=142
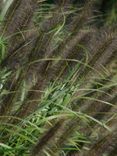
left=0, top=1, right=117, bottom=156
left=0, top=36, right=7, bottom=63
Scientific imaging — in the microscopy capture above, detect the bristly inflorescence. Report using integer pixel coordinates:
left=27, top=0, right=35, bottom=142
left=0, top=0, right=117, bottom=156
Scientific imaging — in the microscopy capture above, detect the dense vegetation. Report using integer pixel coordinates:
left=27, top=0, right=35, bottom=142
left=0, top=0, right=117, bottom=156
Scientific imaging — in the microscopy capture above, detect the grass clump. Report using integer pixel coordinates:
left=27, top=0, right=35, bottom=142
left=0, top=0, right=117, bottom=156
